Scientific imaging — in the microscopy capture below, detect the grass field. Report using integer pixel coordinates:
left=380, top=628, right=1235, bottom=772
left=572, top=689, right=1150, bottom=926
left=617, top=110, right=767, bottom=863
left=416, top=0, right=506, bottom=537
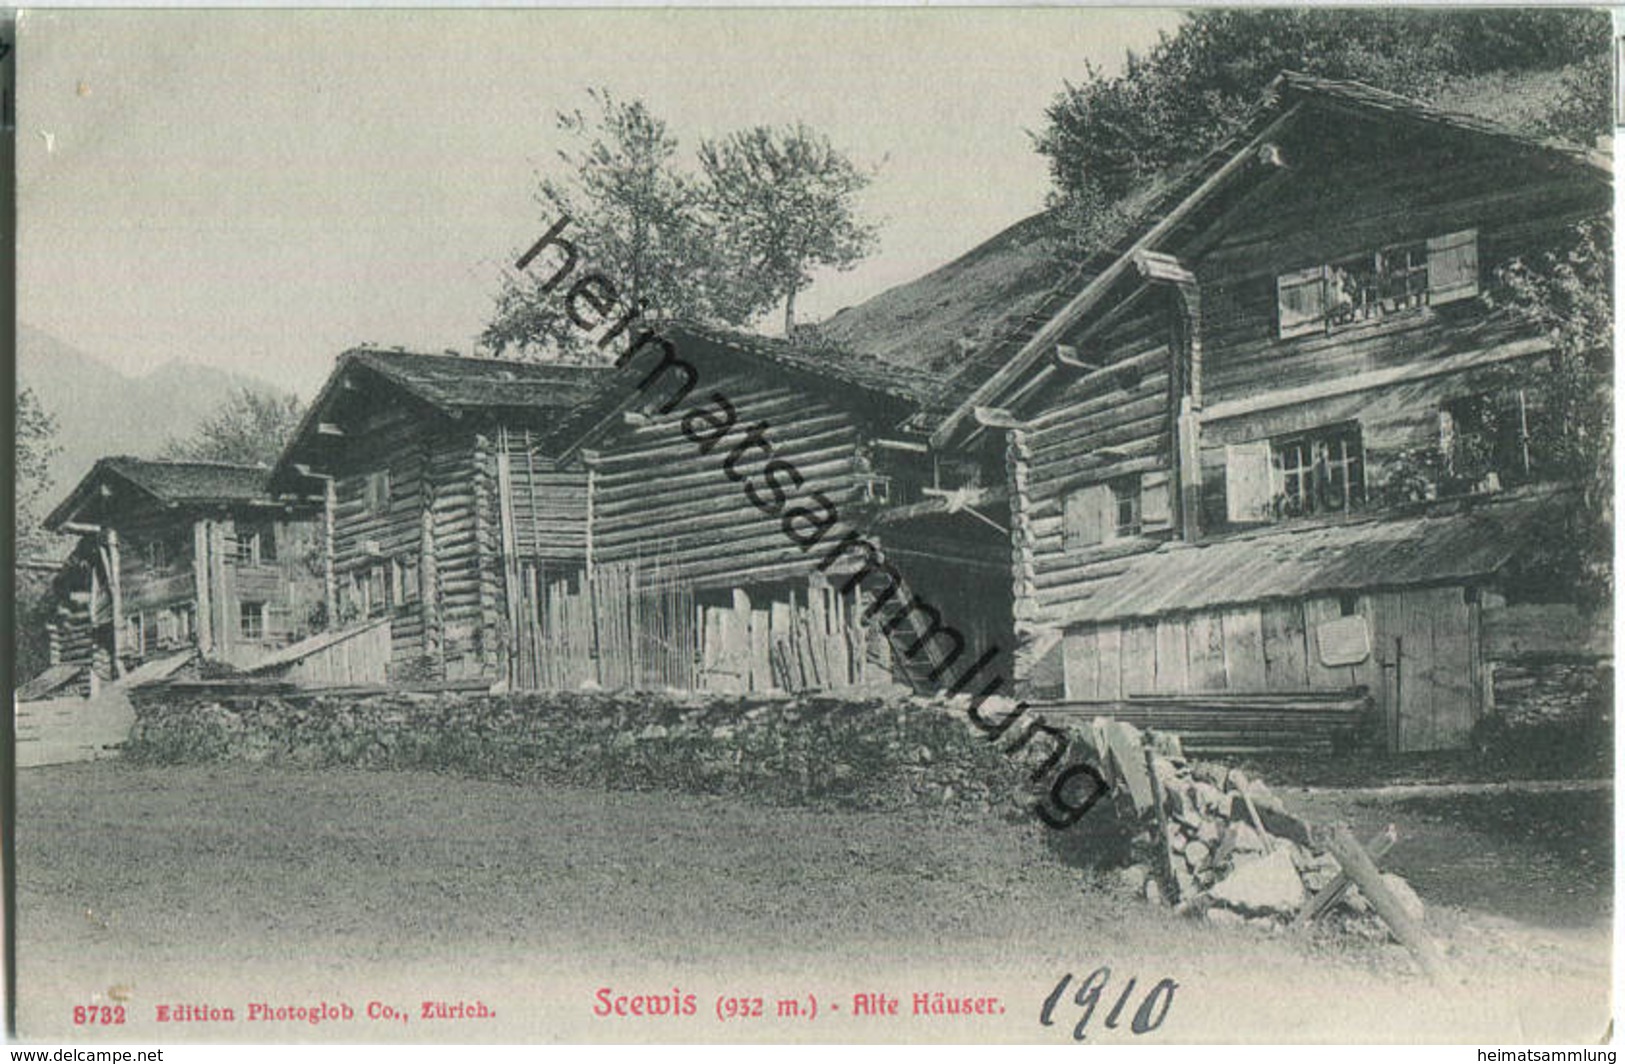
left=12, top=760, right=1612, bottom=1044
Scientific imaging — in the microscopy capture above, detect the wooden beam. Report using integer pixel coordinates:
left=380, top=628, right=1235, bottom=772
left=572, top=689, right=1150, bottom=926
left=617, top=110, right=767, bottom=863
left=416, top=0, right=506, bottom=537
left=317, top=422, right=345, bottom=437
left=972, top=406, right=1026, bottom=430
left=1052, top=344, right=1103, bottom=372
left=59, top=521, right=101, bottom=536
left=874, top=437, right=929, bottom=454
left=1321, top=824, right=1447, bottom=981
left=1133, top=250, right=1197, bottom=286
left=929, top=102, right=1306, bottom=448
left=1293, top=824, right=1397, bottom=932
left=323, top=478, right=337, bottom=627
left=1201, top=337, right=1551, bottom=423
left=103, top=530, right=125, bottom=678
left=194, top=520, right=213, bottom=657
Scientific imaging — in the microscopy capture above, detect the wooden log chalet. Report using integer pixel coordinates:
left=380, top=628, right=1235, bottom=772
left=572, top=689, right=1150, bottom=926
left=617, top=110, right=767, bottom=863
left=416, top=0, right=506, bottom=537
left=911, top=72, right=1610, bottom=752
left=38, top=457, right=324, bottom=692
left=270, top=347, right=609, bottom=685
left=539, top=321, right=975, bottom=694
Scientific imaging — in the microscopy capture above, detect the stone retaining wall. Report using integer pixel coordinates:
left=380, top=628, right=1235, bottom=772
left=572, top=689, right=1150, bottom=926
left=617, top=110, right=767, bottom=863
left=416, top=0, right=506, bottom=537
left=125, top=688, right=1039, bottom=817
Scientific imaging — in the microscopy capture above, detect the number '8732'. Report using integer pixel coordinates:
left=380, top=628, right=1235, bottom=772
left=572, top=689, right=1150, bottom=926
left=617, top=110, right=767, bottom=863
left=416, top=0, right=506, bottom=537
left=73, top=1005, right=127, bottom=1025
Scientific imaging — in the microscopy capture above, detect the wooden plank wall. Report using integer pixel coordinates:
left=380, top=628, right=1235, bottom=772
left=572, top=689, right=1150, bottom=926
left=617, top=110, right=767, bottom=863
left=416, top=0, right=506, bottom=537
left=284, top=621, right=393, bottom=686
left=1062, top=587, right=1482, bottom=752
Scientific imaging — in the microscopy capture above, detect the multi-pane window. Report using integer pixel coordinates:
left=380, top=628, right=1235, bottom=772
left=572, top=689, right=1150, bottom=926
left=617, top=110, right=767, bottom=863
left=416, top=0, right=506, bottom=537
left=1278, top=230, right=1478, bottom=338
left=1110, top=478, right=1141, bottom=538
left=239, top=601, right=266, bottom=640
left=1273, top=426, right=1365, bottom=517
left=1225, top=424, right=1366, bottom=524
left=235, top=521, right=278, bottom=565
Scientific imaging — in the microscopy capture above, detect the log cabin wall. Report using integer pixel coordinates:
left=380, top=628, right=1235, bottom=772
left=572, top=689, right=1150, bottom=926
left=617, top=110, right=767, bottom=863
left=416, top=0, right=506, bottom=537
left=589, top=366, right=870, bottom=589
left=1003, top=289, right=1182, bottom=693
left=1189, top=112, right=1608, bottom=536
left=324, top=413, right=591, bottom=684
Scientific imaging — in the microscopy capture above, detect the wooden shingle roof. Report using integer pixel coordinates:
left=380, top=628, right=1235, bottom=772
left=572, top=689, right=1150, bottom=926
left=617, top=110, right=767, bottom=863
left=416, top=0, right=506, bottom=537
left=1058, top=485, right=1568, bottom=627
left=44, top=457, right=277, bottom=530
left=342, top=347, right=610, bottom=414
left=830, top=70, right=1610, bottom=445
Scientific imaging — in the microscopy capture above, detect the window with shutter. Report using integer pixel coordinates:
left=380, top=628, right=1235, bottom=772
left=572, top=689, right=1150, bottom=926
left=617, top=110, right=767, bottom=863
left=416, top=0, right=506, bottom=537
left=1277, top=266, right=1328, bottom=338
left=1139, top=470, right=1172, bottom=530
left=1225, top=442, right=1275, bottom=524
left=1426, top=230, right=1478, bottom=304
left=1062, top=484, right=1111, bottom=552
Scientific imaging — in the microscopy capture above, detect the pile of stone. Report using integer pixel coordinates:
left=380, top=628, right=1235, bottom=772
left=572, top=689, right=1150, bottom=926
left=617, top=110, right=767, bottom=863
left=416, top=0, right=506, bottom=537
left=1076, top=718, right=1424, bottom=937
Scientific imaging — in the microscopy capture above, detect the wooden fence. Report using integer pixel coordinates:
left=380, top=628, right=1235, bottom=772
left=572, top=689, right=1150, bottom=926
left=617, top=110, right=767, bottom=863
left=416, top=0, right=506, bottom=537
left=507, top=562, right=891, bottom=695
left=511, top=559, right=697, bottom=691
left=696, top=581, right=883, bottom=694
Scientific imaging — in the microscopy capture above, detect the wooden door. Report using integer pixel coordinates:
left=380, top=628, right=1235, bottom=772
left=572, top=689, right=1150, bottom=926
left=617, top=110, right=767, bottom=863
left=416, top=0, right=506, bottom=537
left=1377, top=586, right=1478, bottom=752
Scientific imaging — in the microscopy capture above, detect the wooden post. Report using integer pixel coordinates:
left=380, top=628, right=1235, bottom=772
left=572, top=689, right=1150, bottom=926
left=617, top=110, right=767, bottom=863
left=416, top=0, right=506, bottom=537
left=87, top=559, right=102, bottom=695
left=1143, top=745, right=1179, bottom=905
left=1293, top=824, right=1397, bottom=932
left=322, top=476, right=337, bottom=628
left=495, top=428, right=522, bottom=686
left=103, top=529, right=125, bottom=678
left=1322, top=824, right=1446, bottom=981
left=1228, top=770, right=1275, bottom=855
left=193, top=520, right=213, bottom=657
left=1176, top=397, right=1202, bottom=543
left=210, top=519, right=231, bottom=660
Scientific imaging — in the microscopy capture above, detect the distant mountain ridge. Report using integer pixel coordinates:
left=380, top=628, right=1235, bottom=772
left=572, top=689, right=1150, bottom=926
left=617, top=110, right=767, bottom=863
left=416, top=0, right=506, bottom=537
left=18, top=322, right=289, bottom=499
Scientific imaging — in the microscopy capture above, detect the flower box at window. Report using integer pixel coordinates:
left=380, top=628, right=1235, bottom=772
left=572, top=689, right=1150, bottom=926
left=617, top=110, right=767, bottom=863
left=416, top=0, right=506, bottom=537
left=1277, top=230, right=1478, bottom=339
left=1226, top=424, right=1366, bottom=524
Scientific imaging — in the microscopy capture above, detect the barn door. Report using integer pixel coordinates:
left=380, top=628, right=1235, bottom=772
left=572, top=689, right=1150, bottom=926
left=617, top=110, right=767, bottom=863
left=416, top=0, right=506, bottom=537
left=1385, top=586, right=1478, bottom=752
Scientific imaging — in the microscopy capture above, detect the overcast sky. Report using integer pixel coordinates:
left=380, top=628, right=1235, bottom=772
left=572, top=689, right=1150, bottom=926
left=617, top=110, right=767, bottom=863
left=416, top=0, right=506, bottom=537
left=17, top=8, right=1182, bottom=399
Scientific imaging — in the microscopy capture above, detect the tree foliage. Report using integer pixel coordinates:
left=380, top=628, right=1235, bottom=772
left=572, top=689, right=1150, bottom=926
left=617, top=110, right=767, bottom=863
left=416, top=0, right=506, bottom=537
left=1035, top=9, right=1611, bottom=254
left=484, top=90, right=713, bottom=359
left=15, top=387, right=62, bottom=683
left=1491, top=220, right=1614, bottom=606
left=16, top=386, right=61, bottom=550
left=699, top=123, right=880, bottom=335
left=161, top=387, right=305, bottom=468
left=483, top=92, right=879, bottom=358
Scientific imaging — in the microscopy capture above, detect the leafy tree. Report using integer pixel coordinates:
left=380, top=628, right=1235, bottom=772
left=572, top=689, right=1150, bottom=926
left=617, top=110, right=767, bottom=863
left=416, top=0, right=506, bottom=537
left=1034, top=9, right=1611, bottom=256
left=1491, top=220, right=1614, bottom=606
left=698, top=123, right=880, bottom=335
left=16, top=386, right=60, bottom=546
left=484, top=94, right=882, bottom=356
left=483, top=89, right=718, bottom=359
left=15, top=387, right=63, bottom=682
left=161, top=387, right=304, bottom=468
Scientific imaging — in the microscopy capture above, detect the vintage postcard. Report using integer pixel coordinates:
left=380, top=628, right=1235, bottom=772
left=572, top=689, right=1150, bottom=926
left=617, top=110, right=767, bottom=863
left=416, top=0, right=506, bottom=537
left=7, top=6, right=1616, bottom=1049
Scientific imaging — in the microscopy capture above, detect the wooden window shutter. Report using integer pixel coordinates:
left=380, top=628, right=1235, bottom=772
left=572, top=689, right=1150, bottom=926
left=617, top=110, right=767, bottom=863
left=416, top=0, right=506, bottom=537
left=1139, top=470, right=1172, bottom=530
left=1062, top=484, right=1111, bottom=551
left=1277, top=265, right=1328, bottom=338
left=1225, top=441, right=1275, bottom=524
left=1426, top=230, right=1478, bottom=305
